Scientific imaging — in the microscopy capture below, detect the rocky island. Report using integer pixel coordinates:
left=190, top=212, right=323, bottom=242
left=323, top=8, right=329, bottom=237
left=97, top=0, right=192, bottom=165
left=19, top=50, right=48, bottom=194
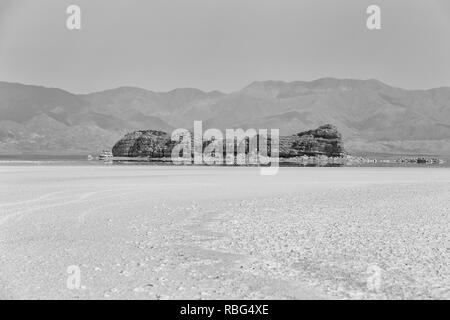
left=112, top=124, right=345, bottom=163
left=279, top=124, right=344, bottom=158
left=112, top=130, right=175, bottom=159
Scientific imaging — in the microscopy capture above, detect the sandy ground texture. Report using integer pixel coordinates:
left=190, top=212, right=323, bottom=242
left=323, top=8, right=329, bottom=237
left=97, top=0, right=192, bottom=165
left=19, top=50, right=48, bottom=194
left=0, top=166, right=449, bottom=300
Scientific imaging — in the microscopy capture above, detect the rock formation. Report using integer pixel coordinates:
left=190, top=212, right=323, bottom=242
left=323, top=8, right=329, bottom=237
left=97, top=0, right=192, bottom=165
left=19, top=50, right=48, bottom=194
left=279, top=124, right=344, bottom=157
left=112, top=124, right=345, bottom=158
left=112, top=130, right=176, bottom=158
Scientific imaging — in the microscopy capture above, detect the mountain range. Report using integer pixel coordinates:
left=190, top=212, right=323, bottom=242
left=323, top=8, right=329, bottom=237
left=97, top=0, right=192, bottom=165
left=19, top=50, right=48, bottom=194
left=1, top=78, right=450, bottom=155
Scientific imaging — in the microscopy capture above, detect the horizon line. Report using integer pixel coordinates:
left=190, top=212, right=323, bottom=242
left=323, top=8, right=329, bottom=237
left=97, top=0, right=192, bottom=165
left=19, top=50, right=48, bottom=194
left=1, top=77, right=450, bottom=95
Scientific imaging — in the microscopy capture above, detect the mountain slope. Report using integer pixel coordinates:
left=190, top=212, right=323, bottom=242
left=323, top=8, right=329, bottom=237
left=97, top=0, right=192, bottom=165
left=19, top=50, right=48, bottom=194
left=0, top=79, right=449, bottom=155
left=0, top=82, right=173, bottom=153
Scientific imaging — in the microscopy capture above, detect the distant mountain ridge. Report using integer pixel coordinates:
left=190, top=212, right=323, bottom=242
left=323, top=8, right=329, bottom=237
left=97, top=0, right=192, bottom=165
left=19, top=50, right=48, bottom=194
left=1, top=78, right=450, bottom=155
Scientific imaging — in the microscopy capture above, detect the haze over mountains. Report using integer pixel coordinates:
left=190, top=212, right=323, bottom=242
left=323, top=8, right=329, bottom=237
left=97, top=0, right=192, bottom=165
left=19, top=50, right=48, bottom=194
left=1, top=78, right=450, bottom=155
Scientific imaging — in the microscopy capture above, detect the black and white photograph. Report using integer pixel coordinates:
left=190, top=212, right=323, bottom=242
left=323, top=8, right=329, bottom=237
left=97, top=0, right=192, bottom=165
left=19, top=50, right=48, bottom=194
left=0, top=0, right=449, bottom=304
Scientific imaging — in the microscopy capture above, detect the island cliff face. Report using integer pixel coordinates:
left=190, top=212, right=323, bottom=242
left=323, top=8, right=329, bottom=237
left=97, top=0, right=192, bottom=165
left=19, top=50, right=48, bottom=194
left=112, top=124, right=344, bottom=158
left=279, top=124, right=344, bottom=157
left=112, top=130, right=176, bottom=158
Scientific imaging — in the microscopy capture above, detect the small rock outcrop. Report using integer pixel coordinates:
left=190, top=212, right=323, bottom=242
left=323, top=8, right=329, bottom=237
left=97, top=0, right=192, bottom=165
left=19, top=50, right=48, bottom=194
left=112, top=124, right=345, bottom=158
left=112, top=130, right=176, bottom=158
left=279, top=124, right=344, bottom=157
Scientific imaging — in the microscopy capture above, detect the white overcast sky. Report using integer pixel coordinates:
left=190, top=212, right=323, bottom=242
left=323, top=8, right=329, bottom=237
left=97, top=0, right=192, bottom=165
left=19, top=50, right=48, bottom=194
left=0, top=0, right=449, bottom=93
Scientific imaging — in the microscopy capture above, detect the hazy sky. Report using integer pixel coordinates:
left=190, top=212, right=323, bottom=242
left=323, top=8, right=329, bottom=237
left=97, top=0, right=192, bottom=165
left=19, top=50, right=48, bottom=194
left=0, top=0, right=449, bottom=93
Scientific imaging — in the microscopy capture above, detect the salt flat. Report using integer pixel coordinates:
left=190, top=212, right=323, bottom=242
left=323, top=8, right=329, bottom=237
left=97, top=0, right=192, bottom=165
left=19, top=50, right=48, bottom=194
left=0, top=166, right=449, bottom=299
